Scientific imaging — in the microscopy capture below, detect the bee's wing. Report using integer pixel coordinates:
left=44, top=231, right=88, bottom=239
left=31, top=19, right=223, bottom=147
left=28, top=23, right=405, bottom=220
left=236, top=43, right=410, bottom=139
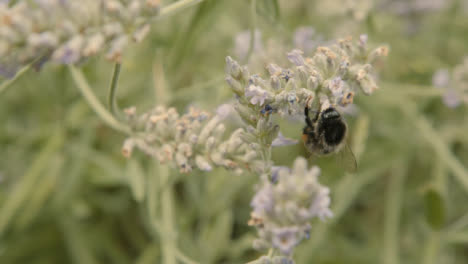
left=337, top=142, right=357, bottom=173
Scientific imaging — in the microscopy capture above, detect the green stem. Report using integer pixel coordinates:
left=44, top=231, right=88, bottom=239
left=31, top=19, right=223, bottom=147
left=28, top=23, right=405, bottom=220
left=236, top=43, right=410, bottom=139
left=302, top=159, right=397, bottom=258
left=0, top=130, right=63, bottom=236
left=174, top=248, right=200, bottom=264
left=108, top=63, right=122, bottom=117
left=159, top=165, right=177, bottom=264
left=69, top=66, right=131, bottom=135
left=444, top=231, right=468, bottom=244
left=421, top=231, right=441, bottom=264
left=148, top=165, right=161, bottom=236
left=382, top=163, right=406, bottom=264
left=0, top=63, right=31, bottom=95
left=444, top=210, right=468, bottom=233
left=171, top=77, right=224, bottom=102
left=260, top=145, right=272, bottom=178
left=246, top=0, right=258, bottom=62
left=158, top=0, right=205, bottom=19
left=136, top=244, right=160, bottom=264
left=400, top=101, right=468, bottom=193
left=15, top=155, right=63, bottom=230
left=60, top=216, right=99, bottom=264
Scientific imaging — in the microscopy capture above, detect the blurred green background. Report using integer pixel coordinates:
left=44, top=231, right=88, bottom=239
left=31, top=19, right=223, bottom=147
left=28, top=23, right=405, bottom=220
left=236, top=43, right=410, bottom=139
left=1, top=0, right=468, bottom=263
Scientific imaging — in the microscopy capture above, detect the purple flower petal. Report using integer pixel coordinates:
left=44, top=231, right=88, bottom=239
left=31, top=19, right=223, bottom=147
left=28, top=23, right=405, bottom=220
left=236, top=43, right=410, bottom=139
left=287, top=49, right=305, bottom=66
left=0, top=62, right=19, bottom=79
left=272, top=132, right=298, bottom=147
left=432, top=69, right=450, bottom=88
left=442, top=88, right=461, bottom=108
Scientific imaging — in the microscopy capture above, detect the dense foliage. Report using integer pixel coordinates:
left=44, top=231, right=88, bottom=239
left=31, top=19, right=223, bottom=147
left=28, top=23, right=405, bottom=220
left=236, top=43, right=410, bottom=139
left=1, top=0, right=467, bottom=263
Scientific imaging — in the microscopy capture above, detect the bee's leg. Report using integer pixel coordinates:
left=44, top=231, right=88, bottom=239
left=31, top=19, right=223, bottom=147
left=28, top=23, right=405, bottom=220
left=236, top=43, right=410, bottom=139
left=312, top=101, right=321, bottom=122
left=302, top=125, right=314, bottom=143
left=304, top=105, right=313, bottom=127
left=302, top=125, right=318, bottom=147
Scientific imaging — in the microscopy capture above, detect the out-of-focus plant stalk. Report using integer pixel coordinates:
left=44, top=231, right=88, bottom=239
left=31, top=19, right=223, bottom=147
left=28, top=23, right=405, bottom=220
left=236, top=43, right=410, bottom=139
left=159, top=165, right=177, bottom=264
left=153, top=57, right=170, bottom=105
left=147, top=165, right=161, bottom=236
left=0, top=63, right=31, bottom=95
left=158, top=0, right=206, bottom=19
left=246, top=0, right=257, bottom=62
left=445, top=211, right=468, bottom=234
left=383, top=163, right=407, bottom=264
left=108, top=63, right=122, bottom=117
left=444, top=231, right=468, bottom=244
left=60, top=215, right=99, bottom=264
left=0, top=129, right=64, bottom=235
left=400, top=100, right=468, bottom=192
left=300, top=160, right=398, bottom=260
left=69, top=66, right=131, bottom=135
left=421, top=231, right=441, bottom=264
left=16, top=155, right=64, bottom=230
left=135, top=244, right=160, bottom=264
left=174, top=248, right=200, bottom=264
left=382, top=83, right=444, bottom=97
left=351, top=114, right=370, bottom=162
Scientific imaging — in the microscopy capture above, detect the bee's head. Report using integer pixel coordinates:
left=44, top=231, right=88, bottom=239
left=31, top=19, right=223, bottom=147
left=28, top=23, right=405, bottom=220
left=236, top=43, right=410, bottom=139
left=321, top=107, right=341, bottom=120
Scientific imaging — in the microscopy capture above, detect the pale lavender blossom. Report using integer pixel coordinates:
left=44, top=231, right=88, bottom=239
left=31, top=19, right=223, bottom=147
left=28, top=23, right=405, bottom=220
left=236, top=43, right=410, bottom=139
left=245, top=84, right=271, bottom=106
left=226, top=35, right=387, bottom=126
left=432, top=68, right=461, bottom=107
left=0, top=62, right=18, bottom=79
left=234, top=29, right=263, bottom=61
left=272, top=132, right=298, bottom=147
left=432, top=58, right=468, bottom=108
left=249, top=157, right=332, bottom=256
left=271, top=227, right=300, bottom=255
left=309, top=187, right=333, bottom=220
left=251, top=184, right=274, bottom=214
left=287, top=49, right=305, bottom=66
left=122, top=106, right=262, bottom=174
left=359, top=34, right=368, bottom=47
left=432, top=69, right=450, bottom=88
left=293, top=27, right=323, bottom=54
left=226, top=35, right=387, bottom=261
left=328, top=77, right=345, bottom=96
left=216, top=103, right=235, bottom=120
left=384, top=0, right=449, bottom=15
left=271, top=166, right=289, bottom=183
left=442, top=88, right=461, bottom=108
left=0, top=0, right=161, bottom=75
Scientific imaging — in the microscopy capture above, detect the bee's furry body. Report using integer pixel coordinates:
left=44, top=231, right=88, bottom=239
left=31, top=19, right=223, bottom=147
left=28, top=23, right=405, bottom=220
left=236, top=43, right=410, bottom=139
left=302, top=106, right=347, bottom=155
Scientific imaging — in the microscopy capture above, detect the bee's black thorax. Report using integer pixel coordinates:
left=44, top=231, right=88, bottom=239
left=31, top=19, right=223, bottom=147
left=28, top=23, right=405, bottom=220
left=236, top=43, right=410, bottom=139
left=303, top=106, right=347, bottom=155
left=318, top=109, right=346, bottom=146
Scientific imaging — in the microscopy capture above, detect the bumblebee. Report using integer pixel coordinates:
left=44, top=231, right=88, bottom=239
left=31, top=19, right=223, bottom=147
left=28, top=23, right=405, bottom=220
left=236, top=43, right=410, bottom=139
left=302, top=103, right=357, bottom=172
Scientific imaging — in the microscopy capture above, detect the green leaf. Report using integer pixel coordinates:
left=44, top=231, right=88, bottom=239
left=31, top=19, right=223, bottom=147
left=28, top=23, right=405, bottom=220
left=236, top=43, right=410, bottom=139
left=126, top=159, right=146, bottom=202
left=169, top=0, right=223, bottom=71
left=199, top=210, right=233, bottom=263
left=424, top=188, right=445, bottom=230
left=256, top=0, right=280, bottom=23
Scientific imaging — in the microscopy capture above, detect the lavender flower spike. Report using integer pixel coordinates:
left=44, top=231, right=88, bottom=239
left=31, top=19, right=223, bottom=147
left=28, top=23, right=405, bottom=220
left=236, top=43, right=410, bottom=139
left=249, top=157, right=332, bottom=256
left=432, top=57, right=468, bottom=108
left=0, top=0, right=161, bottom=76
left=226, top=35, right=388, bottom=122
left=122, top=106, right=262, bottom=174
